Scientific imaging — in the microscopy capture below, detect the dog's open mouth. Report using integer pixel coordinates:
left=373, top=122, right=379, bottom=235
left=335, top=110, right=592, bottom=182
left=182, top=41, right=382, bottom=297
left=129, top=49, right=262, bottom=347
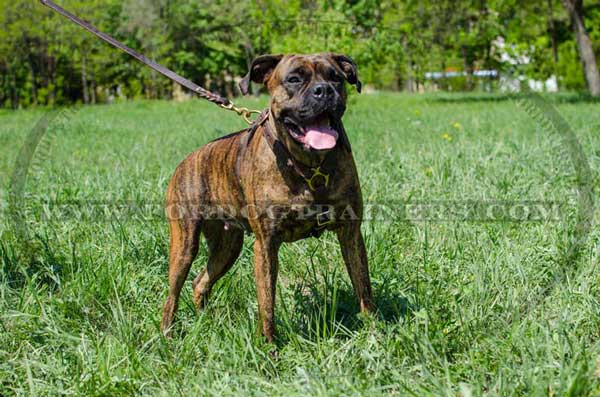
left=283, top=115, right=339, bottom=151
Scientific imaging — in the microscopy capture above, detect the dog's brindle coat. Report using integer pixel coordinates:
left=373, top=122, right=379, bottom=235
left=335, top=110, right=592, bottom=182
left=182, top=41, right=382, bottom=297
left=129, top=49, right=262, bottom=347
left=161, top=53, right=375, bottom=341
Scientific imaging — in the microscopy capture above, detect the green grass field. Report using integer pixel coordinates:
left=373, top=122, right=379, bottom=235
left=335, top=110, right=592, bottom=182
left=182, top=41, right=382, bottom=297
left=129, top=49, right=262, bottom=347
left=1, top=93, right=600, bottom=396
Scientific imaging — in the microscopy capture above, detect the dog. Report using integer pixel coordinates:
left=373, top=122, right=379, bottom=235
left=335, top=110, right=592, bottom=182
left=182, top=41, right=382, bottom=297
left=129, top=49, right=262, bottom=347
left=161, top=53, right=375, bottom=342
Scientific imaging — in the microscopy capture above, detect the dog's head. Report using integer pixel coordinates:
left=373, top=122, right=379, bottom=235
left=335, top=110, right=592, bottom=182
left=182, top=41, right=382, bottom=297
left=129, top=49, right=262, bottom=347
left=240, top=53, right=361, bottom=159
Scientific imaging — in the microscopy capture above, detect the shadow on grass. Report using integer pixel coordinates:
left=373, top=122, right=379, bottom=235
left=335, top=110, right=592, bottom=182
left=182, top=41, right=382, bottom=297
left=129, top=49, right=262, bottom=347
left=426, top=94, right=513, bottom=104
left=283, top=278, right=412, bottom=342
left=0, top=233, right=66, bottom=292
left=426, top=91, right=600, bottom=104
left=549, top=92, right=600, bottom=104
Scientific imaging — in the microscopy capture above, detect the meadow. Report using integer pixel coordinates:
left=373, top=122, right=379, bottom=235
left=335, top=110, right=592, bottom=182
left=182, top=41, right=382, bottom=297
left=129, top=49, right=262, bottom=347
left=1, top=93, right=600, bottom=396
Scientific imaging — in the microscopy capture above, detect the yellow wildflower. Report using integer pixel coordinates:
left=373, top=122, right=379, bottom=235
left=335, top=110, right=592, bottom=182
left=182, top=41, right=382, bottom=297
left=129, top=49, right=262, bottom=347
left=442, top=132, right=452, bottom=141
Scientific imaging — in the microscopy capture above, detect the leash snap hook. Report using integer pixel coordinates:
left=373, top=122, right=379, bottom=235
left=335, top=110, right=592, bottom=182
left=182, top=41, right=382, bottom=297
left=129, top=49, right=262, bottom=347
left=240, top=108, right=261, bottom=124
left=221, top=103, right=261, bottom=125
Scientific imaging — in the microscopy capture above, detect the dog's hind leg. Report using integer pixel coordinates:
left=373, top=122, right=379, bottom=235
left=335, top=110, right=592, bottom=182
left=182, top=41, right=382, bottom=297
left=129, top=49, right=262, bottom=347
left=192, top=221, right=244, bottom=309
left=161, top=218, right=201, bottom=336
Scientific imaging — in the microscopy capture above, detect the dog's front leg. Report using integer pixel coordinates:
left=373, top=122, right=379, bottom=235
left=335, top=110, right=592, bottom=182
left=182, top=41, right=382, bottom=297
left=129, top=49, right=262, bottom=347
left=253, top=235, right=281, bottom=343
left=337, top=223, right=375, bottom=313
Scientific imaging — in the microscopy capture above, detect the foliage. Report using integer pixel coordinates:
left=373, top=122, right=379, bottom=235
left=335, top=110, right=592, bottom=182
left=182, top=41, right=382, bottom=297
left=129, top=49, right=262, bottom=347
left=1, top=0, right=600, bottom=107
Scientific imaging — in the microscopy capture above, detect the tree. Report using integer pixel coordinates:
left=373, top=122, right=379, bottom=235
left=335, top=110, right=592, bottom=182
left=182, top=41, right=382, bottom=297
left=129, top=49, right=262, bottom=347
left=3, top=0, right=600, bottom=108
left=562, top=0, right=600, bottom=96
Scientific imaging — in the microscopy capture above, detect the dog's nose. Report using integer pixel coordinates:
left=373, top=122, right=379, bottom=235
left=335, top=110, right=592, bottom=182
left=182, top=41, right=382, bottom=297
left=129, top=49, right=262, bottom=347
left=312, top=83, right=333, bottom=99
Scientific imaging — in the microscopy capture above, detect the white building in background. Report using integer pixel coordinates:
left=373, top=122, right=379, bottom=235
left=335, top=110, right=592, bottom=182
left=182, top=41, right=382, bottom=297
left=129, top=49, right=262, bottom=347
left=423, top=36, right=559, bottom=93
left=494, top=36, right=559, bottom=93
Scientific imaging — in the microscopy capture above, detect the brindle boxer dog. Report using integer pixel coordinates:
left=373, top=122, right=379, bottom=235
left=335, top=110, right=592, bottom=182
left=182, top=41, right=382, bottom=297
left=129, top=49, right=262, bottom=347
left=161, top=53, right=375, bottom=342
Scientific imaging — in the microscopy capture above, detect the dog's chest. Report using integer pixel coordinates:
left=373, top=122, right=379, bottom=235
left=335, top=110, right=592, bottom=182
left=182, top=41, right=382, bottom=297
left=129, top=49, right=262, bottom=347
left=269, top=190, right=356, bottom=242
left=241, top=142, right=361, bottom=241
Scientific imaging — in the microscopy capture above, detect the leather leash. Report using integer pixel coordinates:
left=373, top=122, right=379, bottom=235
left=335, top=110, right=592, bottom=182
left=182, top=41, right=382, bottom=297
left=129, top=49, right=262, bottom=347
left=40, top=0, right=261, bottom=124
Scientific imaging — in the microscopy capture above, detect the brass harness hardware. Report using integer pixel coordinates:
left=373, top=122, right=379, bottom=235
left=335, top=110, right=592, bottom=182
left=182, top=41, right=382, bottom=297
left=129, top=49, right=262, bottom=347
left=305, top=167, right=333, bottom=229
left=220, top=103, right=262, bottom=125
left=305, top=166, right=330, bottom=192
left=316, top=209, right=335, bottom=228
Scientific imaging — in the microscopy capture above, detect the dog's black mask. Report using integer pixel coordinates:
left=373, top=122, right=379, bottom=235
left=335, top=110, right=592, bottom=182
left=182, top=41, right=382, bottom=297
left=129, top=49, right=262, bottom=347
left=240, top=53, right=361, bottom=154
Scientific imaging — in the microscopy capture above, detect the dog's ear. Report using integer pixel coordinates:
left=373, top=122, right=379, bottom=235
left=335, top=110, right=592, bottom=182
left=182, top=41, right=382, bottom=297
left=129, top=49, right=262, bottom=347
left=331, top=54, right=362, bottom=93
left=239, top=54, right=284, bottom=95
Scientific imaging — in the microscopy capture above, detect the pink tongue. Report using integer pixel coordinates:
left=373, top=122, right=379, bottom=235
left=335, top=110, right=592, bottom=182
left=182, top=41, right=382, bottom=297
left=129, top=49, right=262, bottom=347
left=303, top=125, right=338, bottom=150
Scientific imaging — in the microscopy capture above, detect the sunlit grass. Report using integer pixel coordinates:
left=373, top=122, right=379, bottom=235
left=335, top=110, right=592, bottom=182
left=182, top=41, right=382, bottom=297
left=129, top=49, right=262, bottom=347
left=1, top=92, right=600, bottom=395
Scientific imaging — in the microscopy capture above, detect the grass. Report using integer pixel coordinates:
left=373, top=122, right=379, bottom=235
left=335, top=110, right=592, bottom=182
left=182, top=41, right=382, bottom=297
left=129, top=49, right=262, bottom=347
left=1, top=92, right=600, bottom=396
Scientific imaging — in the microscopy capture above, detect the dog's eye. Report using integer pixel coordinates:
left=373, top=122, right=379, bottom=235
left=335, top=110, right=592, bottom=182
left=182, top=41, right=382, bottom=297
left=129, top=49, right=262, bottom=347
left=286, top=75, right=302, bottom=84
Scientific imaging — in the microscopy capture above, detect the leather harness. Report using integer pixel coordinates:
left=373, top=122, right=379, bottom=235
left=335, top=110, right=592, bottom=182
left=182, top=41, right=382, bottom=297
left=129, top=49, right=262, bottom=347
left=237, top=109, right=340, bottom=194
left=232, top=109, right=348, bottom=236
left=42, top=0, right=350, bottom=237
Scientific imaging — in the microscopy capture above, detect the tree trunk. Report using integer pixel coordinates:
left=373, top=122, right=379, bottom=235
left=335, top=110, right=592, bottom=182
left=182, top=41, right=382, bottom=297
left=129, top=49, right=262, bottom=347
left=562, top=0, right=600, bottom=96
left=48, top=56, right=56, bottom=104
left=27, top=57, right=38, bottom=105
left=81, top=54, right=89, bottom=104
left=150, top=69, right=157, bottom=99
left=547, top=0, right=559, bottom=64
left=462, top=47, right=474, bottom=91
left=90, top=79, right=97, bottom=104
left=10, top=67, right=18, bottom=109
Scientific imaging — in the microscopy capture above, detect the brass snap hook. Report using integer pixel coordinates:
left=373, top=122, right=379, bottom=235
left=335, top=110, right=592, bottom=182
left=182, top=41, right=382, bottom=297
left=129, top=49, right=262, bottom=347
left=221, top=103, right=261, bottom=124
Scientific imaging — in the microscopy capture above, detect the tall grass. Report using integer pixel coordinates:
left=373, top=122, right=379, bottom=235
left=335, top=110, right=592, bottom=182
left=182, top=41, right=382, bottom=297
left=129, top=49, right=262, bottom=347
left=1, top=93, right=599, bottom=396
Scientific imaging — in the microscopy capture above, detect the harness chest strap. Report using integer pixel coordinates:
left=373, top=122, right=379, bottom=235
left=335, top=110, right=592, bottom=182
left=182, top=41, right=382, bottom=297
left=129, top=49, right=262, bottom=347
left=234, top=109, right=270, bottom=197
left=259, top=114, right=336, bottom=193
left=233, top=111, right=338, bottom=235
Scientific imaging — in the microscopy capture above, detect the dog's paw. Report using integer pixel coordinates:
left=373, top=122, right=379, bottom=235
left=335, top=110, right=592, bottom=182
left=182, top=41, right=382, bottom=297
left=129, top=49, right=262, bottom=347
left=268, top=346, right=279, bottom=361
